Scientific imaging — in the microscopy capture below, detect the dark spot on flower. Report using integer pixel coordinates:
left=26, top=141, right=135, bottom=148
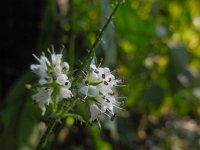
left=108, top=78, right=111, bottom=82
left=94, top=69, right=99, bottom=74
left=65, top=82, right=68, bottom=86
left=111, top=113, right=117, bottom=121
left=104, top=81, right=108, bottom=85
left=81, top=96, right=87, bottom=102
left=106, top=98, right=110, bottom=103
left=85, top=80, right=88, bottom=85
left=45, top=87, right=49, bottom=90
left=102, top=96, right=106, bottom=99
left=102, top=74, right=105, bottom=79
left=45, top=77, right=49, bottom=81
left=63, top=67, right=67, bottom=71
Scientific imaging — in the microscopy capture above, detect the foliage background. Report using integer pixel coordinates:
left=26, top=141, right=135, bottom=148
left=1, top=0, right=200, bottom=149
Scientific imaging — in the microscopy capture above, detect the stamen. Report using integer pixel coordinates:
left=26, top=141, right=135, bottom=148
left=108, top=78, right=111, bottom=82
left=116, top=96, right=127, bottom=99
left=104, top=81, right=108, bottom=85
left=106, top=98, right=110, bottom=103
left=32, top=54, right=40, bottom=62
left=81, top=96, right=87, bottom=102
left=47, top=48, right=51, bottom=54
left=114, top=84, right=127, bottom=87
left=115, top=101, right=124, bottom=104
left=51, top=45, right=55, bottom=53
left=65, top=82, right=68, bottom=86
left=111, top=114, right=117, bottom=121
left=96, top=118, right=101, bottom=129
left=60, top=44, right=65, bottom=53
left=94, top=69, right=99, bottom=74
left=98, top=58, right=103, bottom=68
left=112, top=104, right=124, bottom=110
left=106, top=109, right=115, bottom=116
left=103, top=112, right=111, bottom=118
left=117, top=79, right=125, bottom=84
left=102, top=74, right=105, bottom=79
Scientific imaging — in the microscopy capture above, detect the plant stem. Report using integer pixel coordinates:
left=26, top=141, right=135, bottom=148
left=35, top=0, right=123, bottom=149
left=72, top=0, right=123, bottom=87
left=36, top=118, right=57, bottom=150
left=57, top=98, right=77, bottom=119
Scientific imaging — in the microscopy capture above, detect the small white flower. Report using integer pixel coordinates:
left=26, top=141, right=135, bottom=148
left=51, top=52, right=62, bottom=66
left=38, top=78, right=52, bottom=85
left=88, top=71, right=99, bottom=81
left=30, top=64, right=46, bottom=78
left=60, top=87, right=73, bottom=99
left=97, top=83, right=113, bottom=95
left=31, top=48, right=73, bottom=115
left=62, top=62, right=70, bottom=72
left=96, top=94, right=117, bottom=115
left=33, top=54, right=50, bottom=71
left=53, top=65, right=62, bottom=77
left=32, top=87, right=53, bottom=115
left=79, top=85, right=99, bottom=97
left=79, top=60, right=124, bottom=123
left=30, top=57, right=51, bottom=85
left=56, top=74, right=69, bottom=86
left=89, top=104, right=102, bottom=121
left=90, top=63, right=97, bottom=70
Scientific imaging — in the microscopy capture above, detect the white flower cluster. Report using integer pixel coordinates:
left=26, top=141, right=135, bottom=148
left=31, top=49, right=73, bottom=115
left=79, top=62, right=124, bottom=125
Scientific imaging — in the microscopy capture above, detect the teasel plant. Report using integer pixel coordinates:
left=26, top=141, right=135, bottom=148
left=31, top=0, right=125, bottom=149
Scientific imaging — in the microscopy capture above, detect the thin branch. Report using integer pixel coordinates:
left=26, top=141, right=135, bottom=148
left=36, top=118, right=57, bottom=150
left=72, top=0, right=123, bottom=87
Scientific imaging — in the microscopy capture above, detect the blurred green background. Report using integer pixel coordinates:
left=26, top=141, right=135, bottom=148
left=1, top=0, right=200, bottom=149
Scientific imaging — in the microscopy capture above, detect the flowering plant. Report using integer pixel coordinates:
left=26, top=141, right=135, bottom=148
left=30, top=0, right=124, bottom=149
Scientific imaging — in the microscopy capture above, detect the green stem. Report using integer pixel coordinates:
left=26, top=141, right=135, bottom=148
left=57, top=98, right=77, bottom=119
left=72, top=0, right=123, bottom=87
left=35, top=1, right=123, bottom=149
left=36, top=118, right=57, bottom=150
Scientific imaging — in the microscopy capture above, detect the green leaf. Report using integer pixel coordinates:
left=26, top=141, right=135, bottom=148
left=0, top=72, right=41, bottom=150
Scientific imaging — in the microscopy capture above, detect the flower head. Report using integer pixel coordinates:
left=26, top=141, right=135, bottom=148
left=79, top=61, right=125, bottom=126
left=32, top=87, right=53, bottom=115
left=31, top=48, right=73, bottom=115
